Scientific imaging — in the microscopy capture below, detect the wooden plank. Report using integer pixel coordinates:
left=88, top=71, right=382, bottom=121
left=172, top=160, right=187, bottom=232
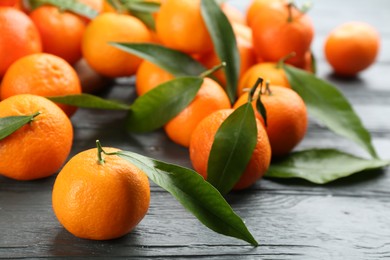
left=1, top=191, right=389, bottom=258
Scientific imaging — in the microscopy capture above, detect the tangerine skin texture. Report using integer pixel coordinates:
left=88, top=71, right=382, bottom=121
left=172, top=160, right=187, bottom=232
left=164, top=78, right=231, bottom=147
left=155, top=0, right=213, bottom=54
left=0, top=94, right=73, bottom=180
left=82, top=13, right=151, bottom=77
left=52, top=148, right=150, bottom=240
left=324, top=22, right=380, bottom=76
left=0, top=7, right=42, bottom=77
left=190, top=109, right=271, bottom=190
left=237, top=62, right=290, bottom=96
left=234, top=86, right=308, bottom=157
left=251, top=2, right=314, bottom=67
left=0, top=53, right=82, bottom=117
left=135, top=60, right=174, bottom=96
left=29, top=6, right=86, bottom=65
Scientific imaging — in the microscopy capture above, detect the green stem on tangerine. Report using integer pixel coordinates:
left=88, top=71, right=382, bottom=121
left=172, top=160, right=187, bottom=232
left=96, top=140, right=119, bottom=165
left=199, top=62, right=226, bottom=78
left=29, top=111, right=42, bottom=125
left=264, top=80, right=272, bottom=96
left=287, top=2, right=294, bottom=23
left=31, top=111, right=41, bottom=119
left=276, top=52, right=296, bottom=69
left=96, top=140, right=105, bottom=165
left=247, top=78, right=263, bottom=103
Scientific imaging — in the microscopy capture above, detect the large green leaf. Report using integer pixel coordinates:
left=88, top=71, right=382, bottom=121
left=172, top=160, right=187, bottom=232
left=48, top=94, right=131, bottom=110
left=28, top=0, right=98, bottom=19
left=201, top=0, right=240, bottom=103
left=266, top=149, right=389, bottom=184
left=115, top=150, right=258, bottom=246
left=207, top=103, right=258, bottom=195
left=126, top=77, right=203, bottom=132
left=284, top=65, right=378, bottom=159
left=0, top=112, right=40, bottom=140
left=110, top=43, right=206, bottom=77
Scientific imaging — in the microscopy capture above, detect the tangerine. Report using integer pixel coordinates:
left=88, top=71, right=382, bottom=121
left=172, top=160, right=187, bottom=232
left=164, top=78, right=231, bottom=147
left=82, top=12, right=151, bottom=77
left=189, top=109, right=271, bottom=190
left=52, top=146, right=150, bottom=240
left=29, top=5, right=86, bottom=65
left=0, top=94, right=73, bottom=180
left=324, top=21, right=380, bottom=76
left=0, top=53, right=82, bottom=117
left=135, top=60, right=174, bottom=96
left=155, top=0, right=213, bottom=54
left=237, top=62, right=290, bottom=96
left=251, top=1, right=314, bottom=67
left=0, top=7, right=42, bottom=77
left=234, top=85, right=307, bottom=157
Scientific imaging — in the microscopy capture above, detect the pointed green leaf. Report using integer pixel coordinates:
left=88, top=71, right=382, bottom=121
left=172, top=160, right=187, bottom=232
left=110, top=43, right=206, bottom=77
left=0, top=112, right=41, bottom=141
left=126, top=77, right=203, bottom=132
left=266, top=149, right=390, bottom=184
left=201, top=0, right=240, bottom=103
left=284, top=65, right=378, bottom=159
left=28, top=0, right=98, bottom=19
left=207, top=103, right=258, bottom=195
left=48, top=94, right=131, bottom=110
left=115, top=150, right=258, bottom=246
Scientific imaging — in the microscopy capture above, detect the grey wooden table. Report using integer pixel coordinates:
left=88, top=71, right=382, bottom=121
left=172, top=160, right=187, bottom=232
left=1, top=0, right=390, bottom=259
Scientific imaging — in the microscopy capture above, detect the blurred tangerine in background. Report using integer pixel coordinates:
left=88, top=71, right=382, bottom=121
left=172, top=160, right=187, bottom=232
left=0, top=7, right=42, bottom=78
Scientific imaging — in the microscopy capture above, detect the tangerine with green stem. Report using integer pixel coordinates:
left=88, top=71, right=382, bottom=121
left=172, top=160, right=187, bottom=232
left=234, top=82, right=308, bottom=157
left=52, top=141, right=150, bottom=240
left=250, top=1, right=314, bottom=67
left=0, top=94, right=73, bottom=180
left=189, top=108, right=271, bottom=190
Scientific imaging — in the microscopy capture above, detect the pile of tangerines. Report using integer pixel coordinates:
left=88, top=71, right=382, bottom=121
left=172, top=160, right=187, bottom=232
left=0, top=0, right=380, bottom=241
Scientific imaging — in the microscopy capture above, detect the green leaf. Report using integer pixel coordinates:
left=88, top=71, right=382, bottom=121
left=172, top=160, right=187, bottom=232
left=0, top=112, right=41, bottom=141
left=115, top=150, right=258, bottom=246
left=201, top=0, right=240, bottom=103
left=123, top=1, right=160, bottom=12
left=126, top=77, right=203, bottom=132
left=48, top=94, right=131, bottom=110
left=28, top=0, right=98, bottom=19
left=207, top=103, right=258, bottom=195
left=129, top=10, right=156, bottom=30
left=122, top=1, right=160, bottom=30
left=110, top=43, right=206, bottom=77
left=266, top=149, right=390, bottom=184
left=284, top=65, right=378, bottom=159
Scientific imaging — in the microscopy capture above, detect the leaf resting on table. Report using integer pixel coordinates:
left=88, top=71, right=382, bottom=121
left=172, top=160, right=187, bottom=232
left=48, top=94, right=131, bottom=110
left=0, top=112, right=40, bottom=141
left=284, top=65, right=378, bottom=159
left=201, top=0, right=240, bottom=103
left=115, top=150, right=258, bottom=246
left=126, top=77, right=203, bottom=132
left=266, top=149, right=390, bottom=184
left=207, top=103, right=258, bottom=195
